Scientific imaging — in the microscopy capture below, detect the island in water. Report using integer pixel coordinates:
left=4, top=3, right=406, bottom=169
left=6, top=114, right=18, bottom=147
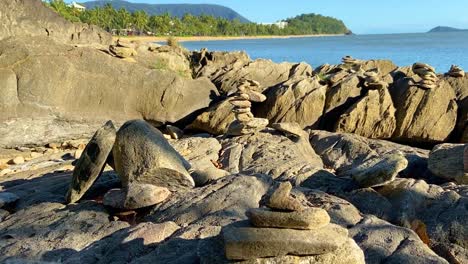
left=428, top=26, right=468, bottom=33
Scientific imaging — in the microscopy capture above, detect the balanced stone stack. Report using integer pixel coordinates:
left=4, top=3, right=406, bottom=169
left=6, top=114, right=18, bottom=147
left=226, top=80, right=269, bottom=136
left=109, top=39, right=138, bottom=59
left=412, top=62, right=438, bottom=89
left=363, top=70, right=388, bottom=89
left=223, top=182, right=350, bottom=261
left=342, top=55, right=364, bottom=70
left=447, top=64, right=465, bottom=78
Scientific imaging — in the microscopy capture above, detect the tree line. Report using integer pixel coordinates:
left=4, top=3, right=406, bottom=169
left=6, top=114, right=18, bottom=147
left=44, top=0, right=350, bottom=36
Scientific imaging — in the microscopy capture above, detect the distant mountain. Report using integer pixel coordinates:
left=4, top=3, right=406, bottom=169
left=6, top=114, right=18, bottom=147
left=82, top=0, right=250, bottom=23
left=428, top=26, right=468, bottom=33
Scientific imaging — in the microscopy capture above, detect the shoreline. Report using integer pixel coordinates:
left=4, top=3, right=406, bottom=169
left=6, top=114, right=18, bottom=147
left=114, top=34, right=346, bottom=43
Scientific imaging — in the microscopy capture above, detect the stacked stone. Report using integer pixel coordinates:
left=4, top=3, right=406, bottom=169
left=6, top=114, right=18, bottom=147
left=226, top=80, right=269, bottom=136
left=447, top=65, right=465, bottom=78
left=412, top=62, right=438, bottom=89
left=109, top=39, right=138, bottom=59
left=223, top=182, right=349, bottom=261
left=363, top=70, right=388, bottom=89
left=342, top=55, right=364, bottom=69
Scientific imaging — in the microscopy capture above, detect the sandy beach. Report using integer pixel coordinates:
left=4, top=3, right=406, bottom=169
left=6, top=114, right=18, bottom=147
left=114, top=34, right=345, bottom=43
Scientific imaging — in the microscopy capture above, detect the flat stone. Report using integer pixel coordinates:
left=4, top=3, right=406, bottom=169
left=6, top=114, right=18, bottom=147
left=230, top=100, right=251, bottom=108
left=110, top=45, right=137, bottom=58
left=271, top=122, right=307, bottom=138
left=223, top=224, right=348, bottom=260
left=113, top=120, right=194, bottom=190
left=103, top=183, right=171, bottom=210
left=247, top=207, right=330, bottom=230
left=245, top=118, right=269, bottom=129
left=0, top=192, right=19, bottom=209
left=66, top=121, right=116, bottom=204
left=191, top=167, right=230, bottom=187
left=344, top=151, right=408, bottom=188
left=245, top=90, right=267, bottom=102
left=236, top=113, right=253, bottom=123
left=268, top=181, right=304, bottom=211
left=11, top=156, right=24, bottom=165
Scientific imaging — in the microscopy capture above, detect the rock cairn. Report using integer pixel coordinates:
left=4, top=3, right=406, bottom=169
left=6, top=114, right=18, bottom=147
left=412, top=62, right=438, bottom=89
left=109, top=39, right=138, bottom=59
left=447, top=65, right=465, bottom=78
left=363, top=70, right=388, bottom=89
left=342, top=55, right=363, bottom=66
left=226, top=80, right=269, bottom=136
left=223, top=182, right=349, bottom=261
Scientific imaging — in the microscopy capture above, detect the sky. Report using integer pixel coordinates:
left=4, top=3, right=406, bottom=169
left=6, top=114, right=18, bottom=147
left=79, top=0, right=468, bottom=34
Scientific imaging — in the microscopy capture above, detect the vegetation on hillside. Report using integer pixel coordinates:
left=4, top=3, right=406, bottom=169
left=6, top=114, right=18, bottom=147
left=44, top=0, right=350, bottom=36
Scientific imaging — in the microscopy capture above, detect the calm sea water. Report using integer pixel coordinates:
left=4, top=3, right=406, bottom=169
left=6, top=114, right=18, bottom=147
left=182, top=32, right=468, bottom=72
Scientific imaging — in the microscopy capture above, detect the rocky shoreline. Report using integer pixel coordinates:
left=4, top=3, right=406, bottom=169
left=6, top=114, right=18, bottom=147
left=0, top=1, right=467, bottom=264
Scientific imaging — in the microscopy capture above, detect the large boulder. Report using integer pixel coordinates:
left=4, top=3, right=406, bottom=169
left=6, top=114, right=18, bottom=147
left=335, top=87, right=396, bottom=139
left=220, top=130, right=323, bottom=185
left=428, top=144, right=468, bottom=184
left=186, top=100, right=235, bottom=135
left=65, top=121, right=116, bottom=203
left=112, top=120, right=194, bottom=190
left=210, top=59, right=313, bottom=95
left=0, top=37, right=218, bottom=147
left=0, top=0, right=111, bottom=45
left=390, top=78, right=458, bottom=143
left=255, top=76, right=327, bottom=128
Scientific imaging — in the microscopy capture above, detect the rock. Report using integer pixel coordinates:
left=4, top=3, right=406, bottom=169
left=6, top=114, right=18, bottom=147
left=66, top=121, right=116, bottom=204
left=0, top=209, right=9, bottom=221
left=64, top=222, right=180, bottom=264
left=247, top=207, right=330, bottom=230
left=0, top=192, right=19, bottom=209
left=0, top=202, right=129, bottom=262
left=211, top=59, right=312, bottom=95
left=223, top=224, right=348, bottom=260
left=256, top=76, right=326, bottom=128
left=341, top=151, right=408, bottom=188
left=226, top=118, right=269, bottom=136
left=428, top=143, right=468, bottom=184
left=0, top=0, right=111, bottom=45
left=310, top=130, right=431, bottom=181
left=147, top=174, right=271, bottom=226
left=335, top=87, right=396, bottom=139
left=73, top=149, right=84, bottom=159
left=465, top=145, right=468, bottom=172
left=245, top=90, right=267, bottom=102
left=103, top=184, right=171, bottom=210
left=390, top=77, right=458, bottom=143
left=228, top=239, right=365, bottom=264
left=139, top=45, right=192, bottom=78
left=220, top=131, right=323, bottom=184
left=166, top=125, right=183, bottom=139
left=11, top=156, right=25, bottom=165
left=187, top=100, right=236, bottom=135
left=0, top=36, right=218, bottom=148
left=30, top=152, right=43, bottom=159
left=191, top=168, right=230, bottom=187
left=270, top=122, right=307, bottom=138
left=109, top=45, right=137, bottom=58
left=170, top=136, right=222, bottom=172
left=350, top=215, right=449, bottom=264
left=267, top=182, right=304, bottom=211
left=113, top=120, right=194, bottom=190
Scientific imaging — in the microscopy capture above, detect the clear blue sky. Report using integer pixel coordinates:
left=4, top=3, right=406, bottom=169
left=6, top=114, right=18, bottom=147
left=79, top=0, right=468, bottom=34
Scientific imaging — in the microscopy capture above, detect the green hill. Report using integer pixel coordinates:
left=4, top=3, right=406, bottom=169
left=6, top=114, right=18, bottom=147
left=428, top=26, right=468, bottom=33
left=82, top=0, right=250, bottom=23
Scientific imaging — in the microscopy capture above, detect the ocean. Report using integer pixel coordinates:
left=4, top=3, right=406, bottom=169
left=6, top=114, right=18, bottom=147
left=182, top=32, right=468, bottom=72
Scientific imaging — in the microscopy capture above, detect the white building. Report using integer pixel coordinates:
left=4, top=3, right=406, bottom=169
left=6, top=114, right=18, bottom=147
left=70, top=1, right=86, bottom=11
left=261, top=21, right=288, bottom=29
